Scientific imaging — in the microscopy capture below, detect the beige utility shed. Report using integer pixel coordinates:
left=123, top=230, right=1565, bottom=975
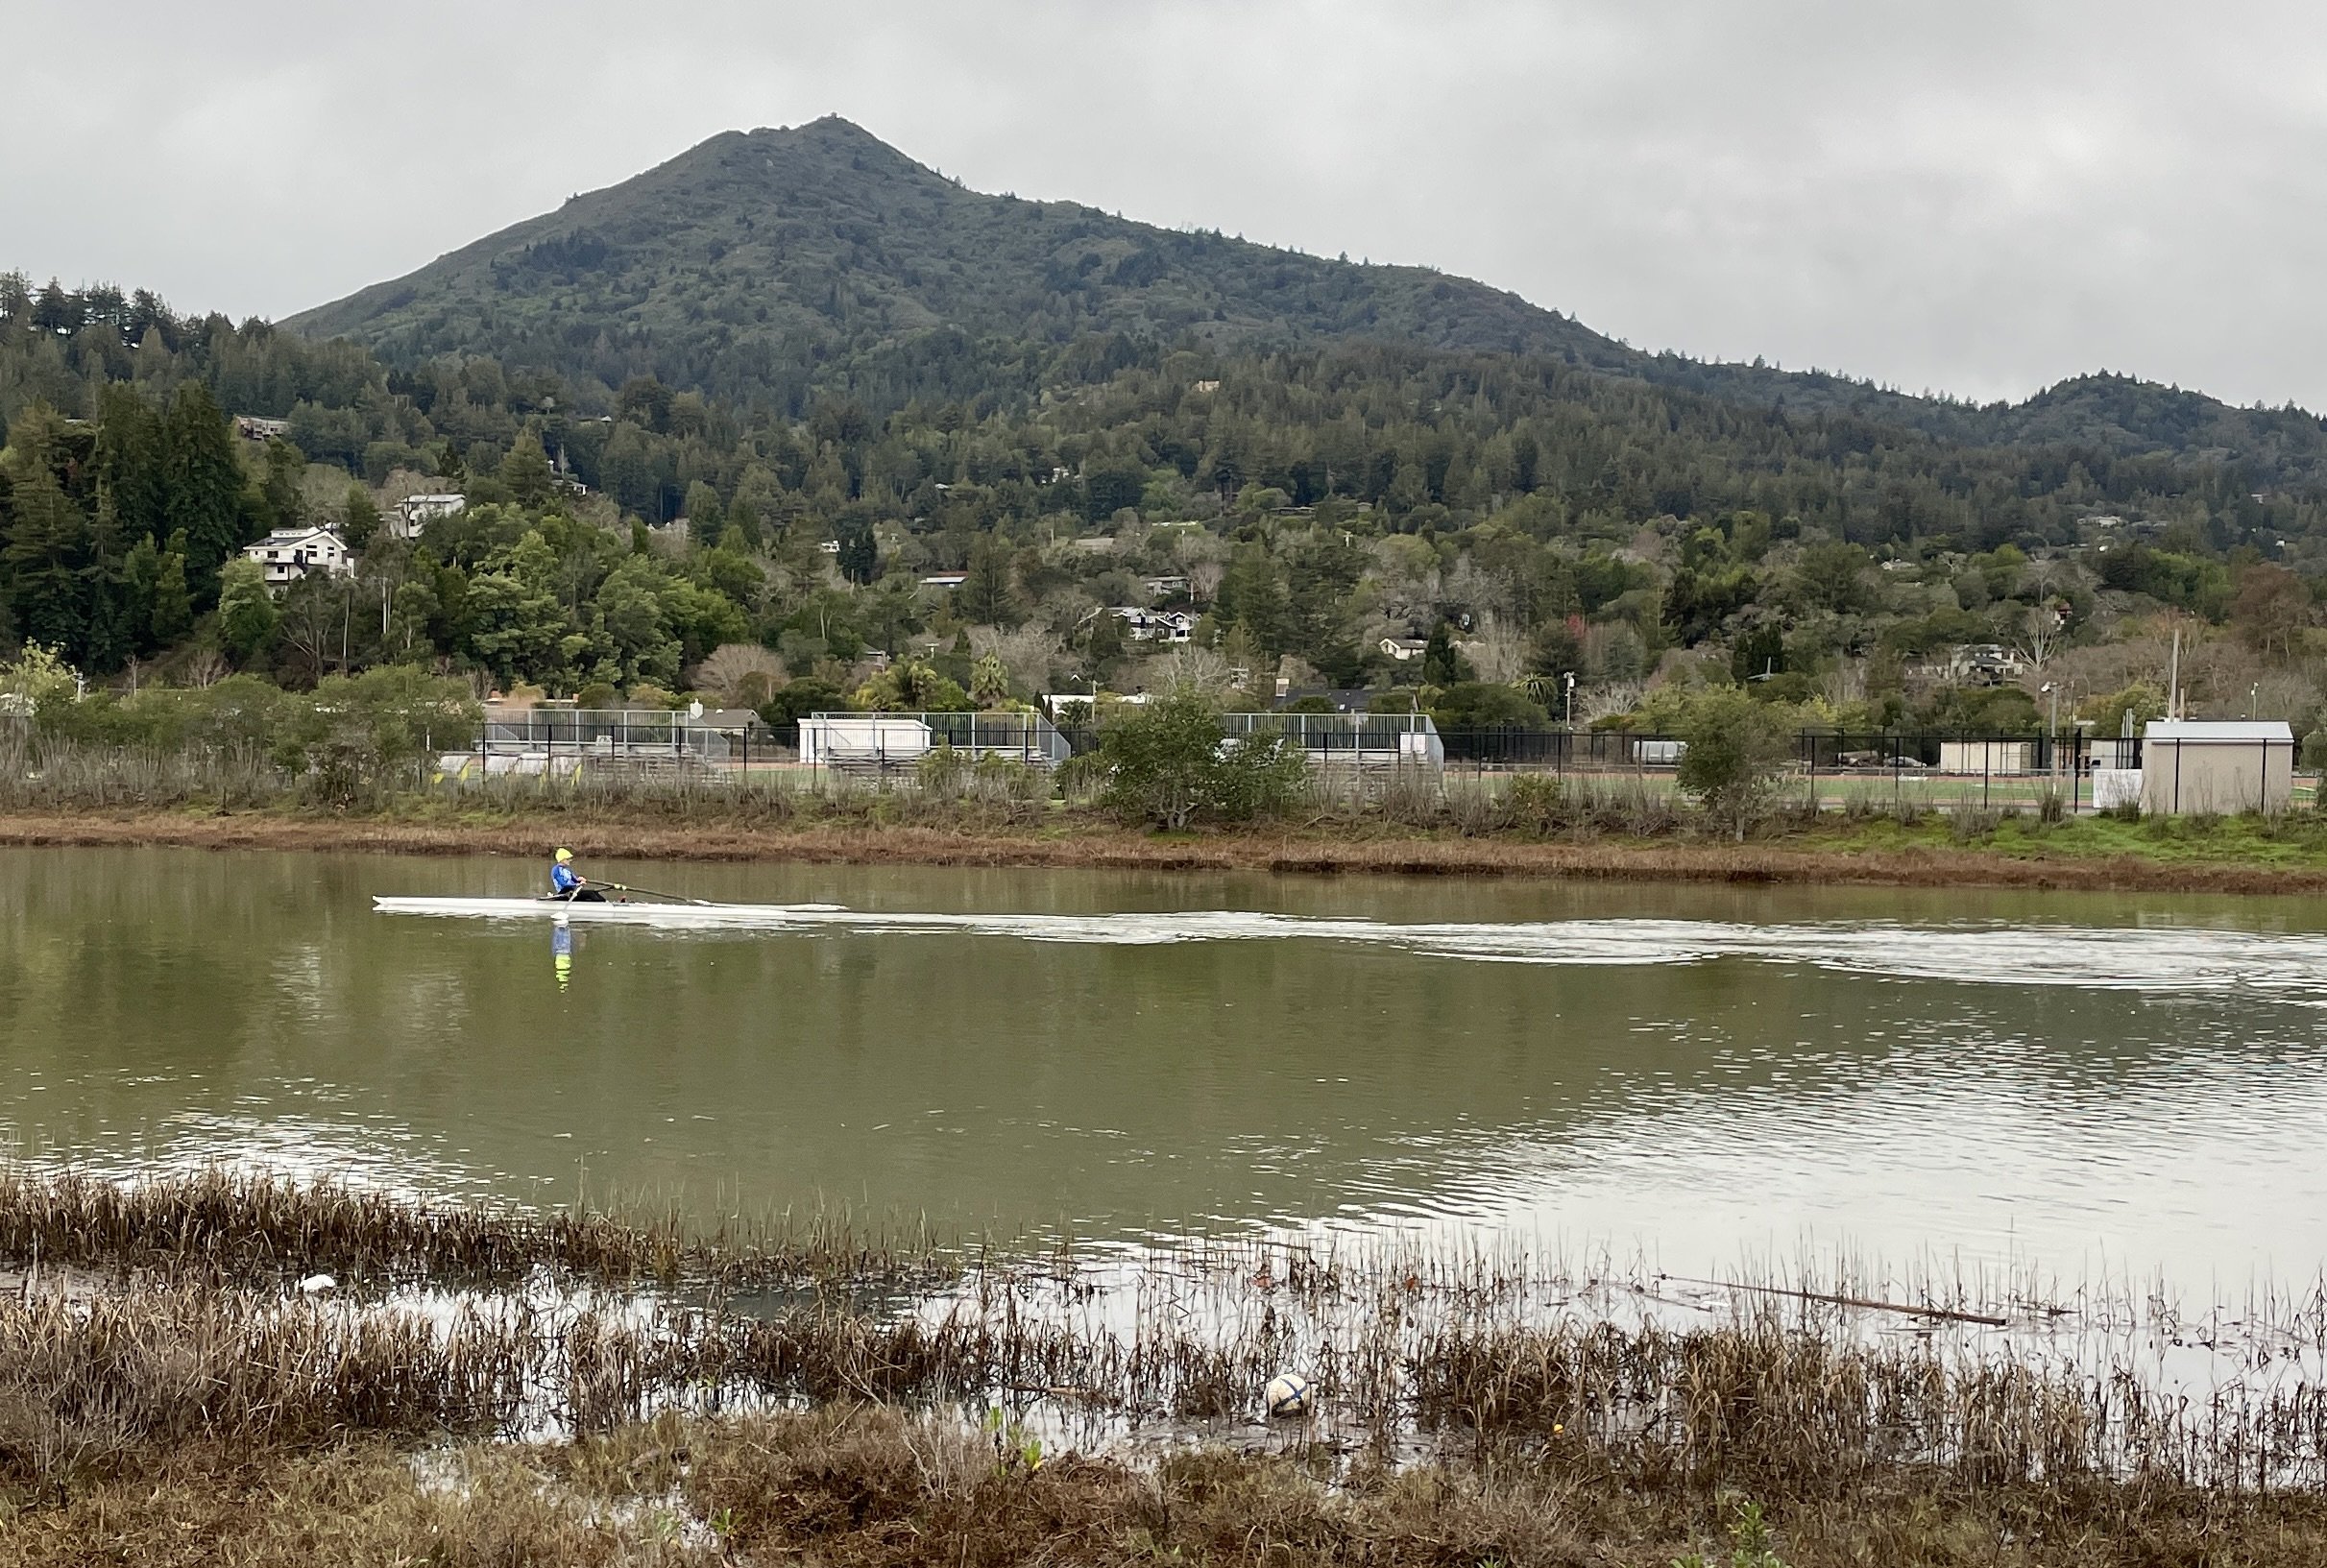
left=2140, top=720, right=2295, bottom=815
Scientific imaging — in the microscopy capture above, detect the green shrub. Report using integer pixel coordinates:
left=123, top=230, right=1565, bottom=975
left=1505, top=774, right=1564, bottom=833
left=915, top=741, right=970, bottom=797
left=1675, top=688, right=1792, bottom=840
left=1097, top=690, right=1307, bottom=831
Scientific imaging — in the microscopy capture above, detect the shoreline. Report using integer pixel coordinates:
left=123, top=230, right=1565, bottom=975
left=5, top=807, right=2327, bottom=893
left=9, top=1170, right=2326, bottom=1564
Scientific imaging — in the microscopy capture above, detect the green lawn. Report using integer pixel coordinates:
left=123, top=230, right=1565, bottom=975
left=1816, top=808, right=2327, bottom=868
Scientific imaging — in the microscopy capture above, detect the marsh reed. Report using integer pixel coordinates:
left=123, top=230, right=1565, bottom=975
left=5, top=1168, right=2327, bottom=1501
left=0, top=1165, right=948, bottom=1293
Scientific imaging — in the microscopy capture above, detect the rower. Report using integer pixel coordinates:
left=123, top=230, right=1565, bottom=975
left=549, top=848, right=604, bottom=903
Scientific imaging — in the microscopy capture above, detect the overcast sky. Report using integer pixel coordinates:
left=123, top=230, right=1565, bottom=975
left=11, top=0, right=2325, bottom=410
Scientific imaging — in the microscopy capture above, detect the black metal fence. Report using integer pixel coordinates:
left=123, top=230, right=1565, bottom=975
left=1429, top=728, right=2117, bottom=774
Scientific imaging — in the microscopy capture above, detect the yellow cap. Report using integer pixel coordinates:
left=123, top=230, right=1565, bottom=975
left=555, top=848, right=573, bottom=862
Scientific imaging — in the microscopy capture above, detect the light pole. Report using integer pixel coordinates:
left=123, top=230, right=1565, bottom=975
left=1563, top=671, right=1575, bottom=729
left=2250, top=684, right=2261, bottom=720
left=2041, top=682, right=2059, bottom=786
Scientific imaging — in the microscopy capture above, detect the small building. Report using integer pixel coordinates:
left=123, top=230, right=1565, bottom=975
left=1379, top=637, right=1429, bottom=663
left=244, top=526, right=353, bottom=587
left=393, top=493, right=466, bottom=539
left=233, top=415, right=292, bottom=443
left=1938, top=739, right=2035, bottom=777
left=919, top=571, right=969, bottom=589
left=2140, top=720, right=2295, bottom=816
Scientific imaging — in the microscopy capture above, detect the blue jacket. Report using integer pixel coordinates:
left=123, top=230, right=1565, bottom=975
left=551, top=862, right=581, bottom=894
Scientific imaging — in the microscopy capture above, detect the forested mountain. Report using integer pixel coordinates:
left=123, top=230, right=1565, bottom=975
left=285, top=117, right=1615, bottom=416
left=283, top=117, right=2327, bottom=489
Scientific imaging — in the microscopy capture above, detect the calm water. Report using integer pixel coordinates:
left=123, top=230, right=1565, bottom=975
left=5, top=845, right=2325, bottom=1289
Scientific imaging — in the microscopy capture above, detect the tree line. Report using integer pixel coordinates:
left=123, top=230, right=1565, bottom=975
left=5, top=273, right=2325, bottom=743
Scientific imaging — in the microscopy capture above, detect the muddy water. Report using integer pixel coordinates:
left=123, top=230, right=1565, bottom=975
left=4, top=844, right=2324, bottom=1289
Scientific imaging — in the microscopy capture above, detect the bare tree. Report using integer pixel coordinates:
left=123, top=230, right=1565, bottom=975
left=278, top=578, right=350, bottom=686
left=1171, top=530, right=1225, bottom=603
left=2015, top=601, right=2067, bottom=672
left=1185, top=556, right=1225, bottom=604
left=1581, top=682, right=1646, bottom=724
left=1463, top=612, right=1531, bottom=684
left=1155, top=644, right=1240, bottom=697
left=969, top=624, right=1064, bottom=696
left=1441, top=555, right=1514, bottom=626
left=693, top=643, right=785, bottom=708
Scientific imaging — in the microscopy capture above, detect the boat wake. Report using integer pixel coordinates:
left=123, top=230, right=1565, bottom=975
left=371, top=898, right=2327, bottom=997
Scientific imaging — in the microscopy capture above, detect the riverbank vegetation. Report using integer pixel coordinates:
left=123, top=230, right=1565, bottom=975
left=10, top=673, right=2327, bottom=890
left=5, top=1167, right=2327, bottom=1564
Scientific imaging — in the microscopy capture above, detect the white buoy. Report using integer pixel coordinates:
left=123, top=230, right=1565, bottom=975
left=297, top=1273, right=337, bottom=1296
left=1263, top=1372, right=1310, bottom=1419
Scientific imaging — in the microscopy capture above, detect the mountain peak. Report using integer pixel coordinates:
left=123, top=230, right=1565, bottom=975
left=282, top=122, right=2308, bottom=460
left=282, top=121, right=1622, bottom=407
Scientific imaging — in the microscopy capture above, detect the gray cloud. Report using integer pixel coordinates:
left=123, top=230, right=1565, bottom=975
left=11, top=0, right=2324, bottom=408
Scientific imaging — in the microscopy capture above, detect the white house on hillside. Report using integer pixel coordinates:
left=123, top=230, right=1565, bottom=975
left=1111, top=607, right=1195, bottom=643
left=393, top=493, right=467, bottom=539
left=245, top=526, right=354, bottom=587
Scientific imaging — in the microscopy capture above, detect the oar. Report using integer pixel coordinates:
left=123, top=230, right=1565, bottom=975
left=597, top=881, right=715, bottom=906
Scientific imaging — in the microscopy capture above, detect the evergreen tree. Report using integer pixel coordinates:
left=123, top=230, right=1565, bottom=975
left=725, top=494, right=763, bottom=550
left=1214, top=543, right=1291, bottom=655
left=95, top=384, right=168, bottom=542
left=2, top=457, right=90, bottom=655
left=498, top=432, right=556, bottom=508
left=163, top=383, right=247, bottom=597
left=958, top=533, right=1018, bottom=625
left=343, top=486, right=382, bottom=554
left=1421, top=623, right=1469, bottom=687
left=683, top=479, right=724, bottom=549
left=151, top=530, right=194, bottom=644
left=835, top=518, right=877, bottom=584
left=259, top=438, right=305, bottom=531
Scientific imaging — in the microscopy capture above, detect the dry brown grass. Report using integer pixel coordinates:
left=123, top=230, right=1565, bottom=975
left=11, top=1409, right=2327, bottom=1567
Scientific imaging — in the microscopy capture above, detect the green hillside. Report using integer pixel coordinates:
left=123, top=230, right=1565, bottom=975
left=287, top=117, right=2327, bottom=486
left=285, top=117, right=1628, bottom=413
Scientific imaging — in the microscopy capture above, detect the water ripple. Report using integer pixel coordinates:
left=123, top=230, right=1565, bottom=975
left=376, top=900, right=2327, bottom=997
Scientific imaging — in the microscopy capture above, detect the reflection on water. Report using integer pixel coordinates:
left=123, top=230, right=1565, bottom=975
left=5, top=846, right=2327, bottom=1291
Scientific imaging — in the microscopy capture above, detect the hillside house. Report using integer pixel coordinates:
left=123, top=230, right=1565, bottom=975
left=1111, top=608, right=1195, bottom=643
left=1380, top=637, right=1429, bottom=663
left=245, top=526, right=353, bottom=587
left=1918, top=643, right=2028, bottom=687
left=394, top=493, right=466, bottom=539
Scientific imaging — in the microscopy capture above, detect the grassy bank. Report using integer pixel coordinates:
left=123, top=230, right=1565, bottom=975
left=11, top=796, right=2327, bottom=894
left=14, top=723, right=2327, bottom=890
left=6, top=1170, right=2327, bottom=1563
